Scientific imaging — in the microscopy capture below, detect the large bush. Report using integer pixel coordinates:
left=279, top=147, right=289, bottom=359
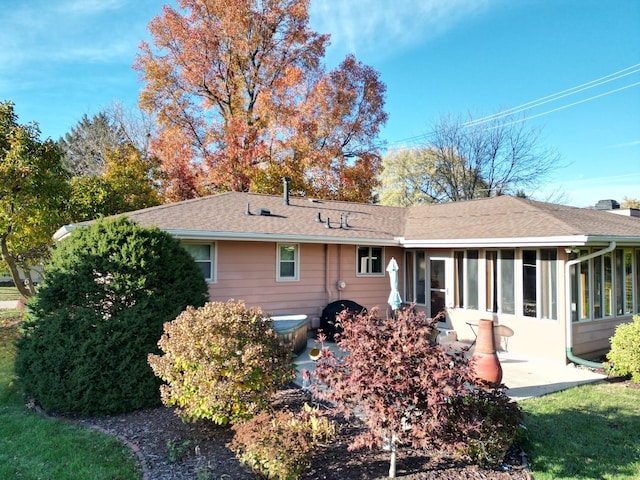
left=148, top=300, right=296, bottom=425
left=15, top=217, right=208, bottom=415
left=607, top=315, right=640, bottom=383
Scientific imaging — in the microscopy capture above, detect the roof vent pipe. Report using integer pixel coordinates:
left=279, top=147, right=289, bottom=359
left=316, top=212, right=322, bottom=223
left=283, top=177, right=291, bottom=205
left=245, top=203, right=252, bottom=215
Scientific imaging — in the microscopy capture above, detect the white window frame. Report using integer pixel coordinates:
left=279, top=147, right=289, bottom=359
left=356, top=246, right=385, bottom=276
left=182, top=241, right=216, bottom=283
left=277, top=243, right=299, bottom=281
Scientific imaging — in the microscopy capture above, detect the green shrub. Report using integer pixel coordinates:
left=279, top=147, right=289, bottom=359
left=446, top=387, right=523, bottom=466
left=607, top=315, right=640, bottom=383
left=148, top=300, right=296, bottom=425
left=14, top=217, right=208, bottom=415
left=229, top=404, right=336, bottom=480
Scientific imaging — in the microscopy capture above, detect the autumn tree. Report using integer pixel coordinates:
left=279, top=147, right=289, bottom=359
left=312, top=308, right=521, bottom=478
left=0, top=101, right=70, bottom=297
left=135, top=0, right=387, bottom=202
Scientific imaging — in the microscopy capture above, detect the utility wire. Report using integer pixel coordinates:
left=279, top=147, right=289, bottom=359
left=381, top=63, right=640, bottom=150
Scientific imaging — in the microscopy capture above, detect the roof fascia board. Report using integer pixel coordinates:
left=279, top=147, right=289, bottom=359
left=398, top=235, right=590, bottom=249
left=167, top=230, right=402, bottom=246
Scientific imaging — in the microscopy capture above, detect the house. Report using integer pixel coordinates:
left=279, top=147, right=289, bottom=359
left=54, top=190, right=640, bottom=365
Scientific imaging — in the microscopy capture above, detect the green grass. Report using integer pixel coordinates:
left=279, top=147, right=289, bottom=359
left=0, top=286, right=20, bottom=301
left=520, top=381, right=640, bottom=479
left=0, top=314, right=142, bottom=480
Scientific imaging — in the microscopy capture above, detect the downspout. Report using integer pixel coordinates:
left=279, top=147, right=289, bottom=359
left=564, top=241, right=616, bottom=368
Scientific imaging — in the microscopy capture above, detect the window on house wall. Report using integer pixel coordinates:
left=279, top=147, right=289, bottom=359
left=453, top=250, right=478, bottom=309
left=604, top=252, right=613, bottom=317
left=501, top=250, right=516, bottom=314
left=357, top=246, right=384, bottom=275
left=615, top=249, right=634, bottom=315
left=523, top=250, right=537, bottom=317
left=183, top=242, right=216, bottom=282
left=579, top=248, right=591, bottom=320
left=540, top=249, right=557, bottom=320
left=522, top=249, right=557, bottom=319
left=405, top=250, right=426, bottom=304
left=484, top=249, right=515, bottom=314
left=277, top=244, right=299, bottom=281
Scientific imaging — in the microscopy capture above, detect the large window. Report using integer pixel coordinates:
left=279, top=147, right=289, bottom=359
left=454, top=250, right=478, bottom=309
left=405, top=251, right=426, bottom=304
left=572, top=247, right=638, bottom=322
left=277, top=244, right=299, bottom=281
left=486, top=250, right=515, bottom=314
left=357, top=246, right=384, bottom=275
left=183, top=242, right=216, bottom=282
left=523, top=249, right=557, bottom=319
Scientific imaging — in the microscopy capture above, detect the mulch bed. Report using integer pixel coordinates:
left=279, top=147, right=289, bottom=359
left=71, top=387, right=532, bottom=480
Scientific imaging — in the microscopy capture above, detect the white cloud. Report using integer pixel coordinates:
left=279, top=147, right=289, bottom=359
left=309, top=0, right=493, bottom=60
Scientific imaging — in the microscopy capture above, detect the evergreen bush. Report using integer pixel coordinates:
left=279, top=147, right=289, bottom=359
left=14, top=217, right=208, bottom=415
left=148, top=300, right=296, bottom=425
left=607, top=315, right=640, bottom=383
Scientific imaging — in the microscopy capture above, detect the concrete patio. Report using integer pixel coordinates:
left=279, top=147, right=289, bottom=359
left=292, top=333, right=606, bottom=401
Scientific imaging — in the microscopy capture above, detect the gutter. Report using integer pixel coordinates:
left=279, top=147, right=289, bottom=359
left=564, top=241, right=616, bottom=368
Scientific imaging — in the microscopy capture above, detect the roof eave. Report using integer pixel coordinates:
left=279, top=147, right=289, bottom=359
left=167, top=229, right=402, bottom=246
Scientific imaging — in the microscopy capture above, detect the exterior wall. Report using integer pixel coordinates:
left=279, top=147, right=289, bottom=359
left=572, top=316, right=632, bottom=359
left=207, top=240, right=403, bottom=322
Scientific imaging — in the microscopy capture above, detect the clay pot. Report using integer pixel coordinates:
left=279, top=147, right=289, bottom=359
left=471, top=319, right=503, bottom=386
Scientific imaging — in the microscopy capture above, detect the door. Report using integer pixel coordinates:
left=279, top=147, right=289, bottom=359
left=428, top=257, right=449, bottom=320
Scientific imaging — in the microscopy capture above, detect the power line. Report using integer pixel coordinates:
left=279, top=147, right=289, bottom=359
left=463, top=63, right=640, bottom=128
left=381, top=63, right=640, bottom=150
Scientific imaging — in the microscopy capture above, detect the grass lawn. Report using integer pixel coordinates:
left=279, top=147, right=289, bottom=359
left=0, top=312, right=141, bottom=480
left=0, top=286, right=20, bottom=301
left=520, top=381, right=640, bottom=479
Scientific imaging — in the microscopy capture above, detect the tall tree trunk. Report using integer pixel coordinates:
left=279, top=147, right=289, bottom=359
left=0, top=236, right=32, bottom=298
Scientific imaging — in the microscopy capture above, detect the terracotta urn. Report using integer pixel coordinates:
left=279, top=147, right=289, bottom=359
left=471, top=319, right=503, bottom=386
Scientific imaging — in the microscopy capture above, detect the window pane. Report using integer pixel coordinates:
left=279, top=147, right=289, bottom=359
left=500, top=250, right=515, bottom=314
left=466, top=251, right=478, bottom=310
left=636, top=250, right=640, bottom=314
left=579, top=249, right=590, bottom=320
left=604, top=252, right=612, bottom=316
left=486, top=251, right=497, bottom=313
left=540, top=249, right=557, bottom=320
left=454, top=251, right=464, bottom=307
left=616, top=250, right=624, bottom=315
left=523, top=250, right=537, bottom=317
left=625, top=250, right=634, bottom=314
left=184, top=243, right=210, bottom=261
left=280, top=245, right=295, bottom=261
left=416, top=252, right=426, bottom=304
left=280, top=262, right=295, bottom=278
left=371, top=248, right=383, bottom=273
left=405, top=251, right=415, bottom=303
left=196, top=262, right=212, bottom=279
left=593, top=255, right=602, bottom=318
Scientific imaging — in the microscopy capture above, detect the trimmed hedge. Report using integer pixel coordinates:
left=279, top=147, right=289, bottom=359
left=15, top=217, right=208, bottom=415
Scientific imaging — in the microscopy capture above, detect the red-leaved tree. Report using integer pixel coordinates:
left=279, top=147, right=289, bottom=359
left=135, top=0, right=387, bottom=202
left=312, top=308, right=521, bottom=478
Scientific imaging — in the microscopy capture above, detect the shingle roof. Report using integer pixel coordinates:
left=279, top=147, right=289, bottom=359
left=59, top=192, right=640, bottom=247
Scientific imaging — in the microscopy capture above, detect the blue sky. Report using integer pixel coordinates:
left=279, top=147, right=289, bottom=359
left=2, top=0, right=639, bottom=207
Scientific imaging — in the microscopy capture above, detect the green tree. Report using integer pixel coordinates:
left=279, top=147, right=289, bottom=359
left=621, top=196, right=640, bottom=209
left=0, top=101, right=70, bottom=297
left=15, top=217, right=208, bottom=415
left=68, top=143, right=162, bottom=222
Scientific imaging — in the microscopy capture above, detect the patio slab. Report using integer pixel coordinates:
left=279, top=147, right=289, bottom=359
left=292, top=334, right=606, bottom=400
